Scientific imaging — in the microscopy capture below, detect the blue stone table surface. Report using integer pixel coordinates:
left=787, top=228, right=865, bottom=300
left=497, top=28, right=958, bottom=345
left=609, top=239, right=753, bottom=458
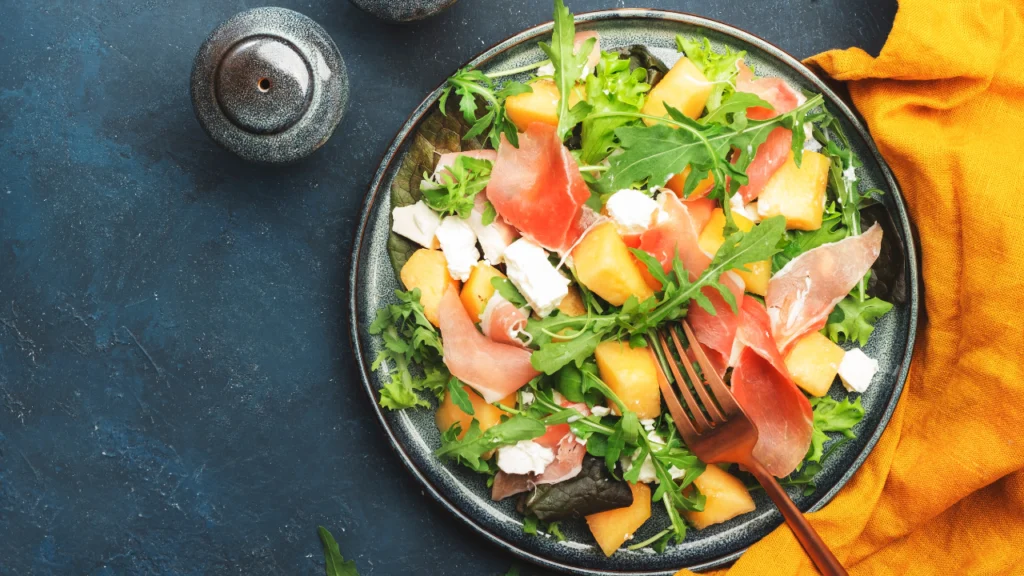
left=0, top=1, right=895, bottom=574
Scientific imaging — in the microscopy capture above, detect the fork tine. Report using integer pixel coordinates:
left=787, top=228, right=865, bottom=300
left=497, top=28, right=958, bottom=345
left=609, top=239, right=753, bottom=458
left=656, top=331, right=712, bottom=432
left=652, top=353, right=699, bottom=445
left=667, top=327, right=725, bottom=423
left=682, top=321, right=742, bottom=415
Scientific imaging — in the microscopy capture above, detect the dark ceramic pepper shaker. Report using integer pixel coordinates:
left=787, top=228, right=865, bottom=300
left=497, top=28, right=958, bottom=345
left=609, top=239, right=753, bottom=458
left=191, top=7, right=349, bottom=164
left=349, top=0, right=458, bottom=22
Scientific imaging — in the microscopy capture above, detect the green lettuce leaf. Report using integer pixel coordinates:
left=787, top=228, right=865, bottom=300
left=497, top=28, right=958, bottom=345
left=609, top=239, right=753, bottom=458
left=675, top=36, right=745, bottom=113
left=826, top=296, right=894, bottom=346
left=806, top=396, right=865, bottom=464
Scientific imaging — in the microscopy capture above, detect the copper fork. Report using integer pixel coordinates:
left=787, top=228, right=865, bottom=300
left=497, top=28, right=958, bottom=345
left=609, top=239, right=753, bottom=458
left=649, top=321, right=847, bottom=576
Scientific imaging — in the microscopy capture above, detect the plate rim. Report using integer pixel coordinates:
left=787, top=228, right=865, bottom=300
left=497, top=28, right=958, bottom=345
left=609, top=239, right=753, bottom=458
left=348, top=9, right=919, bottom=574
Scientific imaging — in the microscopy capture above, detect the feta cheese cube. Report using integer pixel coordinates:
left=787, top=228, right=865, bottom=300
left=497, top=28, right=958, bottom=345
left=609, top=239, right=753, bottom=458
left=503, top=239, right=569, bottom=318
left=590, top=405, right=610, bottom=417
left=496, top=440, right=555, bottom=476
left=838, top=348, right=879, bottom=393
left=730, top=192, right=760, bottom=223
left=468, top=209, right=516, bottom=265
left=435, top=216, right=480, bottom=282
left=391, top=201, right=441, bottom=248
left=605, top=189, right=660, bottom=235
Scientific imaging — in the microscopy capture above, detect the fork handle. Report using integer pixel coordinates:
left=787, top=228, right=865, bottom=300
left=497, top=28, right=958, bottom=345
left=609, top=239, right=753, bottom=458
left=746, top=460, right=848, bottom=576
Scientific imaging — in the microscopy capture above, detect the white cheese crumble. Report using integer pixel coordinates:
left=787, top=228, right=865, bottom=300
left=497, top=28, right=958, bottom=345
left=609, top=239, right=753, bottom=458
left=640, top=418, right=656, bottom=431
left=391, top=201, right=441, bottom=248
left=843, top=165, right=859, bottom=183
left=435, top=216, right=480, bottom=282
left=618, top=431, right=687, bottom=484
left=730, top=193, right=760, bottom=223
left=838, top=348, right=879, bottom=393
left=520, top=390, right=535, bottom=406
left=536, top=62, right=591, bottom=81
left=605, top=189, right=660, bottom=236
left=590, top=405, right=610, bottom=417
left=496, top=440, right=555, bottom=476
left=468, top=209, right=514, bottom=265
left=503, top=239, right=569, bottom=318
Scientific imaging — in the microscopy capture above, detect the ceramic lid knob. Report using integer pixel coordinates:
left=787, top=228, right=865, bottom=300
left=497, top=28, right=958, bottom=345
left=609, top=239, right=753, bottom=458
left=349, top=0, right=459, bottom=22
left=191, top=7, right=349, bottom=164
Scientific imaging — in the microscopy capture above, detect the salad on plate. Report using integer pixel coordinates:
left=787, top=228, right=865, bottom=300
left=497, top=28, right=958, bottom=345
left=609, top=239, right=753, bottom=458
left=371, top=0, right=893, bottom=557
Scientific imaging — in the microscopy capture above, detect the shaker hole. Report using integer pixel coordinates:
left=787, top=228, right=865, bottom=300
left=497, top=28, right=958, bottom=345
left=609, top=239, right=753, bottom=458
left=258, top=78, right=271, bottom=92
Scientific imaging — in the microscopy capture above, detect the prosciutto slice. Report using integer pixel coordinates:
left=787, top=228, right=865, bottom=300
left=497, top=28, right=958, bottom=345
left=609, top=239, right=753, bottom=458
left=766, top=224, right=884, bottom=351
left=438, top=287, right=539, bottom=403
left=480, top=294, right=528, bottom=347
left=734, top=62, right=801, bottom=202
left=486, top=123, right=592, bottom=254
left=638, top=194, right=715, bottom=287
left=686, top=272, right=746, bottom=372
left=731, top=297, right=812, bottom=477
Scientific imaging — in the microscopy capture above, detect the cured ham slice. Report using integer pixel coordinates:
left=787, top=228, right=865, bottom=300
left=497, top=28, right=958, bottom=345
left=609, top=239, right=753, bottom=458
left=638, top=194, right=715, bottom=284
left=486, top=123, right=592, bottom=254
left=735, top=127, right=793, bottom=203
left=766, top=224, right=884, bottom=351
left=438, top=287, right=539, bottom=403
left=731, top=296, right=812, bottom=477
left=736, top=62, right=801, bottom=121
left=686, top=272, right=746, bottom=372
left=734, top=62, right=800, bottom=202
left=732, top=347, right=813, bottom=477
left=535, top=434, right=586, bottom=486
left=480, top=294, right=528, bottom=347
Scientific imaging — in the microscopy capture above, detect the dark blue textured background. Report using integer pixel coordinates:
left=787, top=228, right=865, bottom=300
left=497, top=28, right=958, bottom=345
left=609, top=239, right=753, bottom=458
left=0, top=1, right=895, bottom=574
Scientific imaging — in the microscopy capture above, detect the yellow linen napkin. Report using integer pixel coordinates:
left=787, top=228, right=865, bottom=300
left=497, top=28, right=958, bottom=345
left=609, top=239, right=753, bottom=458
left=679, top=1, right=1024, bottom=573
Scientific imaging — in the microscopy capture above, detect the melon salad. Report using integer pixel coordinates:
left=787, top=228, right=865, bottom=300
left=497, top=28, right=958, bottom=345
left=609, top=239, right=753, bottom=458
left=373, top=0, right=893, bottom=556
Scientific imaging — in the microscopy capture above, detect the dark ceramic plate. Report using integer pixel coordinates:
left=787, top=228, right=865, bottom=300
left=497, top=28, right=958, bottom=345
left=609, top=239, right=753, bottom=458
left=350, top=10, right=918, bottom=575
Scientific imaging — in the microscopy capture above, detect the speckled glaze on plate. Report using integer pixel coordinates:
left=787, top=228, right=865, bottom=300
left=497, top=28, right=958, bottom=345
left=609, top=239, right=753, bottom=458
left=349, top=10, right=918, bottom=575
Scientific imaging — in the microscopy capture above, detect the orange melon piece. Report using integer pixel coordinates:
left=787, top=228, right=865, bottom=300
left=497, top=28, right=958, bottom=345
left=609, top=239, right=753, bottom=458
left=594, top=341, right=661, bottom=419
left=683, top=465, right=756, bottom=530
left=505, top=80, right=586, bottom=132
left=400, top=249, right=460, bottom=327
left=641, top=57, right=713, bottom=124
left=557, top=286, right=587, bottom=317
left=666, top=166, right=715, bottom=198
left=435, top=386, right=516, bottom=442
left=697, top=208, right=772, bottom=296
left=587, top=482, right=652, bottom=557
left=784, top=331, right=845, bottom=397
left=459, top=262, right=505, bottom=323
left=573, top=222, right=654, bottom=306
left=756, top=150, right=830, bottom=231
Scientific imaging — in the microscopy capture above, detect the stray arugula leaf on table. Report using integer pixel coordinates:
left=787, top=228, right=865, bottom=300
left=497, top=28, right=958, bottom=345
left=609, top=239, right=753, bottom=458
left=369, top=289, right=448, bottom=410
left=538, top=0, right=597, bottom=141
left=419, top=155, right=493, bottom=218
left=826, top=296, right=894, bottom=346
left=318, top=526, right=360, bottom=576
left=675, top=36, right=746, bottom=113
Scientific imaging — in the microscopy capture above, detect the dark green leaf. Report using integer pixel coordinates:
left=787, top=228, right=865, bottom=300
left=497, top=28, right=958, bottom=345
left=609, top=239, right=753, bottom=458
left=318, top=526, right=360, bottom=576
left=522, top=456, right=634, bottom=521
left=529, top=330, right=602, bottom=375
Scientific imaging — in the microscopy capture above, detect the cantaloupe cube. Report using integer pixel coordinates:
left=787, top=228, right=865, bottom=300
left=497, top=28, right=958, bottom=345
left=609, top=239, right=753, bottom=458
left=573, top=222, right=654, bottom=306
left=757, top=151, right=830, bottom=231
left=594, top=341, right=661, bottom=419
left=505, top=80, right=586, bottom=132
left=641, top=57, right=713, bottom=124
left=665, top=166, right=714, bottom=198
left=400, top=249, right=460, bottom=327
left=683, top=465, right=756, bottom=530
left=784, top=331, right=845, bottom=397
left=435, top=386, right=516, bottom=441
left=697, top=208, right=772, bottom=296
left=557, top=286, right=587, bottom=317
left=587, top=482, right=651, bottom=556
left=459, top=263, right=505, bottom=323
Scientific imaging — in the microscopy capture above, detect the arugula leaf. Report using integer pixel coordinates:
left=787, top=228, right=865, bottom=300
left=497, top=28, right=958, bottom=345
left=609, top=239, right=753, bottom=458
left=490, top=277, right=528, bottom=308
left=806, top=396, right=865, bottom=464
left=523, top=514, right=539, bottom=535
left=580, top=52, right=652, bottom=164
left=548, top=521, right=567, bottom=542
left=675, top=36, right=746, bottom=113
left=481, top=201, right=497, bottom=226
left=554, top=360, right=603, bottom=405
left=441, top=68, right=532, bottom=148
left=318, top=526, right=360, bottom=576
left=826, top=296, right=894, bottom=346
left=419, top=155, right=492, bottom=218
left=538, top=0, right=595, bottom=140
left=447, top=377, right=475, bottom=416
left=370, top=289, right=449, bottom=410
left=530, top=330, right=602, bottom=375
left=435, top=416, right=546, bottom=472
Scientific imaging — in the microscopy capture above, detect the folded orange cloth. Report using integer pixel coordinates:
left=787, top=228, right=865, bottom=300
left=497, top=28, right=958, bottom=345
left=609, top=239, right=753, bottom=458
left=678, top=1, right=1024, bottom=574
